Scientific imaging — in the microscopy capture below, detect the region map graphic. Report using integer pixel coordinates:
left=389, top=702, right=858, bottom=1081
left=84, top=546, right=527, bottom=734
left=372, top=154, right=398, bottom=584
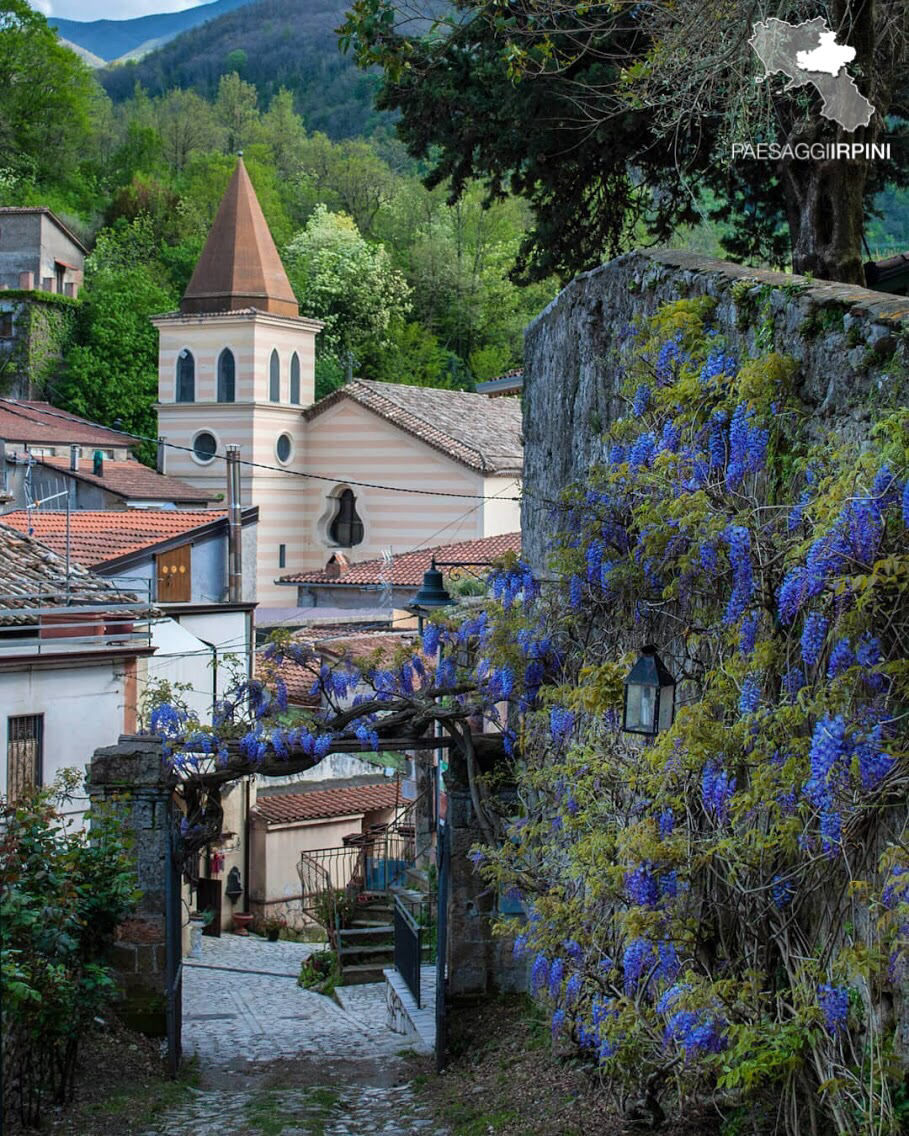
left=749, top=17, right=874, bottom=132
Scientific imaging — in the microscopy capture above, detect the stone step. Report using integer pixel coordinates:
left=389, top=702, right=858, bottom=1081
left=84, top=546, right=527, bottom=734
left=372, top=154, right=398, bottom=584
left=405, top=865, right=431, bottom=893
left=350, top=917, right=393, bottom=929
left=340, top=923, right=394, bottom=937
left=339, top=943, right=395, bottom=957
left=340, top=962, right=387, bottom=985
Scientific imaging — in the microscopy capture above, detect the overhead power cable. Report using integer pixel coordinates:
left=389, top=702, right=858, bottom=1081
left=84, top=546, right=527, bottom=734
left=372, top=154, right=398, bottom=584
left=0, top=398, right=522, bottom=503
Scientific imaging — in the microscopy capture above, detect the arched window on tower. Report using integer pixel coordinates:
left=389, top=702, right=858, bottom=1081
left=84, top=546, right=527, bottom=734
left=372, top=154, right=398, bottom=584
left=329, top=489, right=364, bottom=548
left=269, top=349, right=280, bottom=402
left=217, top=348, right=235, bottom=402
left=176, top=349, right=195, bottom=402
left=290, top=352, right=301, bottom=405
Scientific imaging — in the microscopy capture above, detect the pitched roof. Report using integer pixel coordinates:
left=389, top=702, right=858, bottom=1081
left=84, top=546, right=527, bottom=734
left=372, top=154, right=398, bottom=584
left=281, top=531, right=521, bottom=587
left=2, top=510, right=227, bottom=568
left=254, top=781, right=401, bottom=825
left=32, top=457, right=215, bottom=505
left=476, top=369, right=524, bottom=396
left=304, top=380, right=524, bottom=474
left=0, top=207, right=88, bottom=254
left=318, top=631, right=415, bottom=663
left=0, top=522, right=138, bottom=623
left=0, top=400, right=134, bottom=448
left=181, top=158, right=299, bottom=318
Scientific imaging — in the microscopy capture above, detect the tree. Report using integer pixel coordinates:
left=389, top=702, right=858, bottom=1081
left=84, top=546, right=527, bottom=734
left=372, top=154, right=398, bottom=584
left=260, top=88, right=307, bottom=183
left=0, top=0, right=100, bottom=189
left=215, top=71, right=260, bottom=155
left=341, top=0, right=909, bottom=284
left=284, top=205, right=411, bottom=363
left=156, top=88, right=220, bottom=173
left=57, top=219, right=176, bottom=463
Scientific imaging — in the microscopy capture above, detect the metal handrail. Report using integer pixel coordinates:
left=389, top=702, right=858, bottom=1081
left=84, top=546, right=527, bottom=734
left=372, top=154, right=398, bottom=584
left=394, top=893, right=422, bottom=1008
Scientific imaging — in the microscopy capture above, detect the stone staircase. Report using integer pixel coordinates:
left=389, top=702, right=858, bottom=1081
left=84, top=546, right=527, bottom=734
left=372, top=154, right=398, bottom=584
left=337, top=867, right=435, bottom=986
left=337, top=894, right=395, bottom=985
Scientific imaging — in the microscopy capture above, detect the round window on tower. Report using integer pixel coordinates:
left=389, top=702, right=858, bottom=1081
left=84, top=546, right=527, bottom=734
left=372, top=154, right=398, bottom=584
left=276, top=433, right=293, bottom=464
left=192, top=431, right=218, bottom=463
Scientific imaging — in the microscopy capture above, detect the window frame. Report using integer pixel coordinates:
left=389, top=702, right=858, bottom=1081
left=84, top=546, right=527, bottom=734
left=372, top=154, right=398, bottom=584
left=7, top=714, right=43, bottom=801
left=217, top=348, right=236, bottom=403
left=290, top=352, right=301, bottom=404
left=269, top=349, right=281, bottom=402
left=176, top=348, right=195, bottom=403
left=328, top=488, right=364, bottom=548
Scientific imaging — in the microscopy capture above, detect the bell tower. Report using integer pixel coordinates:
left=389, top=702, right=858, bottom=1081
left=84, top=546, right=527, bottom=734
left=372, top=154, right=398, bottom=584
left=154, top=157, right=322, bottom=605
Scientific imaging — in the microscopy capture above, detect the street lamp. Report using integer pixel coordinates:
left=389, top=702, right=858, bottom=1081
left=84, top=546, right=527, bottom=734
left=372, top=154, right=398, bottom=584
left=622, top=645, right=676, bottom=735
left=410, top=563, right=455, bottom=611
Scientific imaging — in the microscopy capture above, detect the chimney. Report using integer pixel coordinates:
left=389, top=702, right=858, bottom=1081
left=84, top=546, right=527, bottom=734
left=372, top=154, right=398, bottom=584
left=226, top=445, right=243, bottom=602
left=69, top=444, right=80, bottom=471
left=41, top=277, right=53, bottom=293
left=64, top=282, right=75, bottom=298
left=19, top=271, right=33, bottom=290
left=156, top=437, right=166, bottom=475
left=92, top=449, right=103, bottom=477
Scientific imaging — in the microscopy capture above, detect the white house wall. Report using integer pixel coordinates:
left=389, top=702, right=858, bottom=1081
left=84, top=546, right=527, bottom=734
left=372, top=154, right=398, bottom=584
left=0, top=661, right=127, bottom=821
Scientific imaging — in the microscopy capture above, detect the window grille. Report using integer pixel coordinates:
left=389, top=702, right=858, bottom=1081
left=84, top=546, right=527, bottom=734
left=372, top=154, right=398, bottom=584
left=7, top=715, right=43, bottom=801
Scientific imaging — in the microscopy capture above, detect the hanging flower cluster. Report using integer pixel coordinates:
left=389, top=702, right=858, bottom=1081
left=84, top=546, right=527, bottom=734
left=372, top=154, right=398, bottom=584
left=469, top=297, right=909, bottom=1135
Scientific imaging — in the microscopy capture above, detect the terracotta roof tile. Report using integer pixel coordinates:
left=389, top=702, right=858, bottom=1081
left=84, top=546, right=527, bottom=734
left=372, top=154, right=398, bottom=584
left=282, top=531, right=521, bottom=587
left=0, top=400, right=134, bottom=448
left=34, top=457, right=215, bottom=504
left=1, top=510, right=227, bottom=568
left=254, top=781, right=400, bottom=824
left=304, top=380, right=523, bottom=474
left=182, top=158, right=299, bottom=318
left=0, top=522, right=140, bottom=622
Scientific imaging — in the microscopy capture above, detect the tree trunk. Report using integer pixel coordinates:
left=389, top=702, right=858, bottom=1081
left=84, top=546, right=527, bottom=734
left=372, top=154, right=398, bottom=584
left=779, top=0, right=878, bottom=285
left=780, top=147, right=869, bottom=284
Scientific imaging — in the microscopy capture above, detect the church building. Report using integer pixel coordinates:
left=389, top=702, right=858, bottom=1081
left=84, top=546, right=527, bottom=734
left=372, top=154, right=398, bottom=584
left=155, top=159, right=522, bottom=606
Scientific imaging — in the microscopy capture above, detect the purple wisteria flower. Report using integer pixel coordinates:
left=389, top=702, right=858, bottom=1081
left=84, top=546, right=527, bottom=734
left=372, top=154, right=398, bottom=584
left=739, top=674, right=762, bottom=715
left=800, top=611, right=829, bottom=668
left=818, top=983, right=850, bottom=1035
left=702, top=760, right=735, bottom=821
left=633, top=384, right=651, bottom=416
left=827, top=638, right=855, bottom=678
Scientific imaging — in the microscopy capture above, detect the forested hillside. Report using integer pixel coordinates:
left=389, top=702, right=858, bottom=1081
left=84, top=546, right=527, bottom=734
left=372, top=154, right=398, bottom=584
left=100, top=0, right=383, bottom=140
left=0, top=1, right=553, bottom=457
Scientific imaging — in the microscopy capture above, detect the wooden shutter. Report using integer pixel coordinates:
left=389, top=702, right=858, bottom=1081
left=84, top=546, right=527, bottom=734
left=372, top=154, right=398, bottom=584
left=156, top=543, right=191, bottom=602
left=7, top=715, right=43, bottom=800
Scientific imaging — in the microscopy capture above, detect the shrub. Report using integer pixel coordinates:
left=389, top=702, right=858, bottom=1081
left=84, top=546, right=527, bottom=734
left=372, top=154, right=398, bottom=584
left=1, top=778, right=138, bottom=1127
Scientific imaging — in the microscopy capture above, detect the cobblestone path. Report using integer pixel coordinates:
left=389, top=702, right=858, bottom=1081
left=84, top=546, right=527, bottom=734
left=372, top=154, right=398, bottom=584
left=142, top=935, right=445, bottom=1136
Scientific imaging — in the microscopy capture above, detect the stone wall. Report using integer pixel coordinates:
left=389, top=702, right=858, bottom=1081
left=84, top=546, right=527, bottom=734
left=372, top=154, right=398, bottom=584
left=522, top=250, right=909, bottom=570
left=88, top=735, right=176, bottom=1037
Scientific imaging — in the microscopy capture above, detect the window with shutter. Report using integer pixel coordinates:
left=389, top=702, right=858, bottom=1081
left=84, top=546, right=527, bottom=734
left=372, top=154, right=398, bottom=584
left=156, top=543, right=192, bottom=602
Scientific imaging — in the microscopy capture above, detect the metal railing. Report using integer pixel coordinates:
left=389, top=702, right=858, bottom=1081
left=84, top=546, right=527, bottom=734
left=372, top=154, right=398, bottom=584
left=0, top=577, right=155, bottom=655
left=394, top=894, right=422, bottom=1008
left=297, top=790, right=427, bottom=933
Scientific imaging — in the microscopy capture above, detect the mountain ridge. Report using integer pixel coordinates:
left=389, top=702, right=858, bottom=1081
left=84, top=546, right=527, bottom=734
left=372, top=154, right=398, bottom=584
left=98, top=0, right=387, bottom=140
left=50, top=0, right=256, bottom=63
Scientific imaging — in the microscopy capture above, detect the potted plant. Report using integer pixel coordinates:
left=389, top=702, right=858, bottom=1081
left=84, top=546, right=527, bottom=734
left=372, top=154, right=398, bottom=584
left=259, top=912, right=287, bottom=942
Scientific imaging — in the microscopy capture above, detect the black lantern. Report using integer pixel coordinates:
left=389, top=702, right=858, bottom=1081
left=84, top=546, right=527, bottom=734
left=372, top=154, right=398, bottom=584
left=224, top=866, right=243, bottom=903
left=622, top=645, right=676, bottom=735
left=410, top=565, right=454, bottom=610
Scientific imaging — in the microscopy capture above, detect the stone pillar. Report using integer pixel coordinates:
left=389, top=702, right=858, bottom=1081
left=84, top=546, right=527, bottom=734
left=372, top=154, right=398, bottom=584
left=446, top=787, right=527, bottom=998
left=87, top=735, right=176, bottom=1037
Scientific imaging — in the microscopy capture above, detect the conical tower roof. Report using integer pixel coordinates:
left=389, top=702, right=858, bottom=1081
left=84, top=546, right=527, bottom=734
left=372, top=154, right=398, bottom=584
left=181, top=157, right=299, bottom=317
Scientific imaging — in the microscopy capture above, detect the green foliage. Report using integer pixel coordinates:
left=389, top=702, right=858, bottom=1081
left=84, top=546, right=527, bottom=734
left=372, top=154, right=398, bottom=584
left=285, top=204, right=412, bottom=359
left=57, top=228, right=175, bottom=464
left=1, top=777, right=138, bottom=1127
left=0, top=0, right=100, bottom=193
left=298, top=949, right=340, bottom=995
